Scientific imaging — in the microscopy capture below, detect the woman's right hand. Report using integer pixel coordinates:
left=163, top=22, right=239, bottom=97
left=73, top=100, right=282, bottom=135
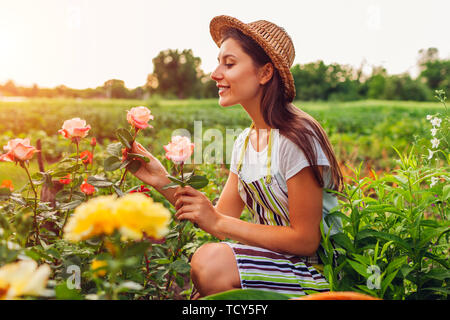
left=129, top=141, right=168, bottom=189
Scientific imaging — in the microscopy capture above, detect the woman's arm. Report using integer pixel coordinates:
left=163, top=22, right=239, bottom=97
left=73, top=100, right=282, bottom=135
left=213, top=171, right=245, bottom=219
left=175, top=166, right=323, bottom=256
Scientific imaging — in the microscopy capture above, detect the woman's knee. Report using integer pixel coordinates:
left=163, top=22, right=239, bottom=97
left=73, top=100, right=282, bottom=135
left=190, top=243, right=240, bottom=294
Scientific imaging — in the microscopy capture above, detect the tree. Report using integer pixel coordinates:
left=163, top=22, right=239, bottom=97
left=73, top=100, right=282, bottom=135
left=3, top=80, right=18, bottom=96
left=366, top=66, right=387, bottom=99
left=103, top=79, right=130, bottom=99
left=151, top=49, right=203, bottom=99
left=291, top=61, right=362, bottom=101
left=418, top=48, right=450, bottom=93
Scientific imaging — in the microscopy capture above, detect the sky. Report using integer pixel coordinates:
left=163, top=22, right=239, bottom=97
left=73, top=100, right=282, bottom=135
left=0, top=0, right=449, bottom=89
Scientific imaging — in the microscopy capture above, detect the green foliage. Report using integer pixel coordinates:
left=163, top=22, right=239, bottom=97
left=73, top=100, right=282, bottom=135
left=151, top=49, right=204, bottom=99
left=319, top=91, right=449, bottom=300
left=202, top=288, right=289, bottom=300
left=0, top=93, right=448, bottom=300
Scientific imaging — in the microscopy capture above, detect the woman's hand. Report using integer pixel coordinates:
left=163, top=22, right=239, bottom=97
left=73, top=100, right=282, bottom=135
left=129, top=141, right=168, bottom=188
left=174, top=186, right=224, bottom=239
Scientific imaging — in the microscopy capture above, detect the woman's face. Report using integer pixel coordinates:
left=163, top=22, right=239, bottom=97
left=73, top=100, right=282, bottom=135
left=211, top=38, right=263, bottom=107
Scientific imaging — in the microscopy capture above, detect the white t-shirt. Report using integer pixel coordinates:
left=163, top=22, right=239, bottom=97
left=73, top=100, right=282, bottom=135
left=229, top=127, right=332, bottom=192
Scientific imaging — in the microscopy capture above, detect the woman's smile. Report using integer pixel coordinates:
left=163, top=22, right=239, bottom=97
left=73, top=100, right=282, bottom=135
left=211, top=38, right=262, bottom=107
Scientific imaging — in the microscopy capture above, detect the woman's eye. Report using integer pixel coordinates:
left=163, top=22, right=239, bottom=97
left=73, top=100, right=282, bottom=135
left=225, top=64, right=234, bottom=68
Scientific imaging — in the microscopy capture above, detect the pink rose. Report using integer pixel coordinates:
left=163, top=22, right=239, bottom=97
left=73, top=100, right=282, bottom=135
left=163, top=136, right=194, bottom=164
left=0, top=138, right=39, bottom=162
left=58, top=118, right=91, bottom=140
left=126, top=106, right=154, bottom=129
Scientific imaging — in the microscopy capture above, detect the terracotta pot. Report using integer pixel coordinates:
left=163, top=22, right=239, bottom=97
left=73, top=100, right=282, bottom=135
left=292, top=291, right=380, bottom=300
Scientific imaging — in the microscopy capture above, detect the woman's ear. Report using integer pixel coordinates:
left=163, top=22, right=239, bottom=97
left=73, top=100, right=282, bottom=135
left=259, top=62, right=274, bottom=85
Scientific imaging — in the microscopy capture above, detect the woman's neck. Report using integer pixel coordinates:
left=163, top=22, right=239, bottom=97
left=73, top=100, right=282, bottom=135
left=241, top=99, right=271, bottom=131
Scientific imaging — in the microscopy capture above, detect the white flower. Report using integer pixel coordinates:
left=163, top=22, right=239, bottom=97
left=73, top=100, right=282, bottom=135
left=431, top=128, right=438, bottom=136
left=430, top=117, right=442, bottom=127
left=427, top=149, right=434, bottom=160
left=430, top=176, right=439, bottom=188
left=426, top=115, right=433, bottom=120
left=0, top=260, right=51, bottom=299
left=431, top=138, right=440, bottom=149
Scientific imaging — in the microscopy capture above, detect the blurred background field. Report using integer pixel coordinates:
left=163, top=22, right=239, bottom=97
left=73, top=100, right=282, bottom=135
left=0, top=97, right=442, bottom=189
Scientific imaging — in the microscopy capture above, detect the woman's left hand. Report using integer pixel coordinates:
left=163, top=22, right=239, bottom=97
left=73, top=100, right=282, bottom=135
left=174, top=186, right=224, bottom=238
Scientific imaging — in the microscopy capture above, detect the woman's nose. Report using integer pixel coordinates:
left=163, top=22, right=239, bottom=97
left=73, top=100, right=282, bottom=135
left=210, top=65, right=223, bottom=81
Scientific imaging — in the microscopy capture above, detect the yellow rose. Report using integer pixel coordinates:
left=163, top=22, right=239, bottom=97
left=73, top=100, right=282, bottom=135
left=0, top=260, right=51, bottom=300
left=91, top=259, right=108, bottom=277
left=64, top=195, right=119, bottom=241
left=115, top=193, right=170, bottom=240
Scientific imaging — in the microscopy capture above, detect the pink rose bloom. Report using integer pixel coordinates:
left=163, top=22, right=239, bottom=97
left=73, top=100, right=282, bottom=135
left=126, top=106, right=154, bottom=129
left=0, top=138, right=39, bottom=162
left=58, top=118, right=91, bottom=140
left=163, top=136, right=194, bottom=164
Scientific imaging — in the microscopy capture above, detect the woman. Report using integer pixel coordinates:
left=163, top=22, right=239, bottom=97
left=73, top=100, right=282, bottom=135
left=131, top=15, right=343, bottom=299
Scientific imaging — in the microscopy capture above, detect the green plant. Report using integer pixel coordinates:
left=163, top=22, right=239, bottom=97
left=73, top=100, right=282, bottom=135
left=319, top=91, right=449, bottom=300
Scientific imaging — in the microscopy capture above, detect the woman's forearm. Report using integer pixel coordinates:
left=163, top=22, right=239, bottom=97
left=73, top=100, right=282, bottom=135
left=216, top=214, right=320, bottom=256
left=152, top=175, right=178, bottom=206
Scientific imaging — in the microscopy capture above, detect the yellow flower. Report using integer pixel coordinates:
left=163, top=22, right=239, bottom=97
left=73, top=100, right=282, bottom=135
left=91, top=259, right=108, bottom=277
left=64, top=195, right=119, bottom=241
left=0, top=260, right=51, bottom=300
left=115, top=193, right=170, bottom=240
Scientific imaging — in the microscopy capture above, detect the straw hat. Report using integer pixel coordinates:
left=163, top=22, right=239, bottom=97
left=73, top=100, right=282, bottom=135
left=210, top=15, right=296, bottom=102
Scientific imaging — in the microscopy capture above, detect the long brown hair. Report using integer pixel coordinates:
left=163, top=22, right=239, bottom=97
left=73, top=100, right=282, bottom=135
left=221, top=28, right=343, bottom=192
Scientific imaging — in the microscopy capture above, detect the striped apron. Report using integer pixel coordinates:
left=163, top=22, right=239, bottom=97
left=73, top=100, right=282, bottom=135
left=224, top=123, right=330, bottom=297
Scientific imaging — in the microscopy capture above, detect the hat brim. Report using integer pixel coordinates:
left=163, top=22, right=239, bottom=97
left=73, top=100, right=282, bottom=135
left=210, top=15, right=295, bottom=102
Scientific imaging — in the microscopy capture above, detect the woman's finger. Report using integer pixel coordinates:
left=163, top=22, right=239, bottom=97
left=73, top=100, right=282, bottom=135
left=175, top=204, right=195, bottom=219
left=176, top=212, right=194, bottom=223
left=175, top=196, right=195, bottom=210
left=174, top=185, right=198, bottom=198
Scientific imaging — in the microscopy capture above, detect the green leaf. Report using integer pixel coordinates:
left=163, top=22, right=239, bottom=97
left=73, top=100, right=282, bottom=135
left=0, top=187, right=11, bottom=200
left=104, top=156, right=122, bottom=171
left=424, top=252, right=449, bottom=269
left=106, top=142, right=123, bottom=158
left=117, top=281, right=143, bottom=292
left=443, top=184, right=450, bottom=200
left=124, top=241, right=150, bottom=257
left=385, top=256, right=407, bottom=274
left=59, top=200, right=83, bottom=211
left=167, top=175, right=184, bottom=184
left=126, top=153, right=150, bottom=163
left=347, top=259, right=369, bottom=278
left=381, top=270, right=399, bottom=296
left=357, top=229, right=412, bottom=251
left=55, top=283, right=83, bottom=300
left=186, top=175, right=209, bottom=189
left=87, top=175, right=113, bottom=188
left=162, top=182, right=181, bottom=190
left=422, top=268, right=450, bottom=281
left=113, top=185, right=124, bottom=197
left=202, top=288, right=289, bottom=300
left=171, top=259, right=191, bottom=274
left=331, top=233, right=355, bottom=253
left=126, top=159, right=141, bottom=174
left=154, top=258, right=171, bottom=264
left=116, top=128, right=133, bottom=149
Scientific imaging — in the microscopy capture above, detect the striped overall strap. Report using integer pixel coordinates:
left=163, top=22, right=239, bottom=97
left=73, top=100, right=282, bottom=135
left=236, top=123, right=273, bottom=184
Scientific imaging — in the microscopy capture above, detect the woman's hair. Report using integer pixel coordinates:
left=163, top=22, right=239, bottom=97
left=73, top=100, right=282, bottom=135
left=221, top=28, right=343, bottom=192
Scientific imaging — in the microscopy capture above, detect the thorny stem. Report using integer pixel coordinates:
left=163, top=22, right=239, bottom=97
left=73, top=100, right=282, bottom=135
left=68, top=139, right=80, bottom=202
left=22, top=162, right=40, bottom=244
left=118, top=128, right=140, bottom=190
left=164, top=220, right=188, bottom=297
left=118, top=168, right=128, bottom=189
